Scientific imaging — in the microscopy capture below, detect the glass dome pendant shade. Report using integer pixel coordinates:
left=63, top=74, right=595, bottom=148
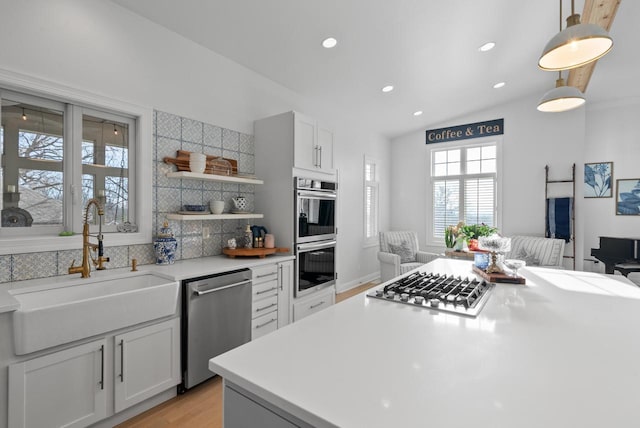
left=538, top=0, right=613, bottom=71
left=537, top=73, right=585, bottom=112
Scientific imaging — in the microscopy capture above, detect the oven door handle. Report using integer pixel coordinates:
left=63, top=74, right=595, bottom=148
left=297, top=240, right=337, bottom=251
left=297, top=190, right=337, bottom=199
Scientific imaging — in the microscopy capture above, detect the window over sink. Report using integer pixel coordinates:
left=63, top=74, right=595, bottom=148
left=0, top=70, right=152, bottom=254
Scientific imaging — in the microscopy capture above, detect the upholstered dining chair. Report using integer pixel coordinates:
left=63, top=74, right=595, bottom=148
left=378, top=231, right=439, bottom=283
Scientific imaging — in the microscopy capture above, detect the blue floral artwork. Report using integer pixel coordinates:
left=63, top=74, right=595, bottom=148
left=616, top=179, right=640, bottom=215
left=584, top=162, right=612, bottom=198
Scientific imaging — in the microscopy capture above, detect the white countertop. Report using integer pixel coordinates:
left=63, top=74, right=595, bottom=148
left=210, top=258, right=640, bottom=428
left=0, top=254, right=294, bottom=314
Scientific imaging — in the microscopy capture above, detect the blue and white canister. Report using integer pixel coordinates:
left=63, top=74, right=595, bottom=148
left=154, top=221, right=177, bottom=265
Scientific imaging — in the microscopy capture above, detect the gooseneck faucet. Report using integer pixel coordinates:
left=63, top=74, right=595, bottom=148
left=68, top=198, right=110, bottom=278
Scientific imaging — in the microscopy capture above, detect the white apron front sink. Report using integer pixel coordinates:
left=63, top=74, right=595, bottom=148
left=10, top=271, right=179, bottom=355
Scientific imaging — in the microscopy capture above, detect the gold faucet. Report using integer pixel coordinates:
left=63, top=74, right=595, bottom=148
left=68, top=198, right=110, bottom=278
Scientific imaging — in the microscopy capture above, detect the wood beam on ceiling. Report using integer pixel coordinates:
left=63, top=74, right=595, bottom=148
left=567, top=0, right=621, bottom=92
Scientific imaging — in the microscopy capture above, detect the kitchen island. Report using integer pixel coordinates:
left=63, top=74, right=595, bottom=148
left=210, top=258, right=640, bottom=428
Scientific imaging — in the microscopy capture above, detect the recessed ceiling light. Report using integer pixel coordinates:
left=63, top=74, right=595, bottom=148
left=322, top=37, right=337, bottom=48
left=413, top=111, right=423, bottom=116
left=382, top=85, right=394, bottom=93
left=479, top=42, right=496, bottom=52
left=493, top=82, right=506, bottom=89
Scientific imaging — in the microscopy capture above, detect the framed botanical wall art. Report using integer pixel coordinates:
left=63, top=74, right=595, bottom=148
left=584, top=162, right=613, bottom=198
left=616, top=178, right=640, bottom=215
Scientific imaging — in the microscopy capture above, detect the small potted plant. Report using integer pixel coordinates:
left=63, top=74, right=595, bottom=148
left=459, top=223, right=498, bottom=251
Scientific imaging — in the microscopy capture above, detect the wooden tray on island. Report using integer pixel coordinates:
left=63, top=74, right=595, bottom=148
left=472, top=265, right=526, bottom=284
left=222, top=247, right=289, bottom=258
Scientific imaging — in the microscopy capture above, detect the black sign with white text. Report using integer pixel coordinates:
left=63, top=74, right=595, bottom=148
left=425, top=119, right=504, bottom=144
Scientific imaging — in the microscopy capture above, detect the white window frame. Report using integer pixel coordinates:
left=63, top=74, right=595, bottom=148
left=363, top=155, right=379, bottom=247
left=426, top=136, right=503, bottom=247
left=0, top=68, right=151, bottom=254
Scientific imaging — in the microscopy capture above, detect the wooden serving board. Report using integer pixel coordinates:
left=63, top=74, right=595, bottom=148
left=222, top=247, right=290, bottom=258
left=163, top=150, right=238, bottom=175
left=472, top=265, right=526, bottom=284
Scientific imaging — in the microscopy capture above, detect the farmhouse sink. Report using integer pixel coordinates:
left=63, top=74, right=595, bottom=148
left=10, top=271, right=179, bottom=355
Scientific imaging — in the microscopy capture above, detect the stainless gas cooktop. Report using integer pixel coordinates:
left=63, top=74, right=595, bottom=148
left=367, top=271, right=494, bottom=317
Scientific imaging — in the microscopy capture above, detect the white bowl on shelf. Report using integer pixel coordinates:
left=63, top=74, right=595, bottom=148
left=210, top=200, right=225, bottom=214
left=189, top=160, right=206, bottom=174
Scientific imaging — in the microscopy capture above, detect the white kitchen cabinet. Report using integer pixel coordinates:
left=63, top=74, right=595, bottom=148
left=8, top=317, right=180, bottom=427
left=293, top=112, right=334, bottom=174
left=277, top=260, right=293, bottom=328
left=250, top=264, right=279, bottom=340
left=114, top=317, right=180, bottom=413
left=8, top=339, right=108, bottom=428
left=292, top=286, right=335, bottom=322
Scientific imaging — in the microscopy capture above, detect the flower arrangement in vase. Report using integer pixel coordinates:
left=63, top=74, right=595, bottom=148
left=459, top=223, right=498, bottom=251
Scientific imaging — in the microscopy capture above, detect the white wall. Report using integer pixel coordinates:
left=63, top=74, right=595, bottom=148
left=0, top=0, right=388, bottom=288
left=583, top=97, right=640, bottom=273
left=390, top=93, right=586, bottom=269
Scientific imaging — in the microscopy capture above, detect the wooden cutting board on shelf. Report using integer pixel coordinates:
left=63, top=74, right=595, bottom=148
left=472, top=265, right=526, bottom=284
left=222, top=247, right=290, bottom=258
left=163, top=150, right=238, bottom=175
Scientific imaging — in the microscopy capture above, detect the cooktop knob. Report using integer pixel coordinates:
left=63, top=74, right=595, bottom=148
left=400, top=293, right=409, bottom=302
left=429, top=298, right=440, bottom=307
left=375, top=289, right=384, bottom=297
left=414, top=295, right=424, bottom=305
left=386, top=291, right=395, bottom=299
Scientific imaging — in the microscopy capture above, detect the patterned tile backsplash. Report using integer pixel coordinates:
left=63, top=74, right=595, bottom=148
left=1, top=111, right=255, bottom=284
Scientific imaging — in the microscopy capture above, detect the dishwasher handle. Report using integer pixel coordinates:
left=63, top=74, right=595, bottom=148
left=193, top=279, right=252, bottom=296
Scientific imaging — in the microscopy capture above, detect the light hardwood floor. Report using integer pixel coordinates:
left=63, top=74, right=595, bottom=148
left=116, top=280, right=379, bottom=428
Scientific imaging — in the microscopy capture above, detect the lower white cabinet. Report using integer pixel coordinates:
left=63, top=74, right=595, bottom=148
left=8, top=317, right=180, bottom=428
left=8, top=339, right=108, bottom=428
left=114, top=317, right=180, bottom=412
left=250, top=260, right=294, bottom=339
left=293, top=286, right=335, bottom=322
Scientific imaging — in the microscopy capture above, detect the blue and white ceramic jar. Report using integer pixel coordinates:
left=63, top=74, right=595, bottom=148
left=154, top=221, right=177, bottom=265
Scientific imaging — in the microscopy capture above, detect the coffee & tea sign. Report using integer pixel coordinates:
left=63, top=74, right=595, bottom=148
left=425, top=118, right=504, bottom=144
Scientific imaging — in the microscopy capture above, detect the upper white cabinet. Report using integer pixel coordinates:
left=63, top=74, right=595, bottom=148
left=258, top=111, right=335, bottom=175
left=293, top=112, right=334, bottom=174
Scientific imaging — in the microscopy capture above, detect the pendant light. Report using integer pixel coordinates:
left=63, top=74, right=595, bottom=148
left=537, top=72, right=585, bottom=112
left=538, top=0, right=613, bottom=71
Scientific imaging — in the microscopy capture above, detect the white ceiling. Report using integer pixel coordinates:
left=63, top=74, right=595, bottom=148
left=111, top=0, right=638, bottom=138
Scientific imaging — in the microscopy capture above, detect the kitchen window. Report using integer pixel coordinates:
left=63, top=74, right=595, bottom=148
left=364, top=156, right=379, bottom=247
left=428, top=139, right=500, bottom=245
left=0, top=73, right=151, bottom=254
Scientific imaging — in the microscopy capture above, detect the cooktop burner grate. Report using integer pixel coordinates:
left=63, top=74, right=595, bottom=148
left=366, top=272, right=494, bottom=317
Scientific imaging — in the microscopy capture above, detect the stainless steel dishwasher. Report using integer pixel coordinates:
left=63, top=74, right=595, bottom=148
left=181, top=268, right=252, bottom=391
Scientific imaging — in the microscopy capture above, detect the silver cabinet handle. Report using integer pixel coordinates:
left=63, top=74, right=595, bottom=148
left=99, top=345, right=104, bottom=390
left=279, top=265, right=283, bottom=291
left=119, top=339, right=124, bottom=382
left=194, top=279, right=251, bottom=296
left=255, top=272, right=276, bottom=279
left=319, top=146, right=322, bottom=169
left=256, top=286, right=278, bottom=295
left=256, top=318, right=277, bottom=329
left=256, top=302, right=277, bottom=312
left=310, top=301, right=325, bottom=309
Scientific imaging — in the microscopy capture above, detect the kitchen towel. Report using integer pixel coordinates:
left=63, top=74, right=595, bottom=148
left=546, top=197, right=572, bottom=242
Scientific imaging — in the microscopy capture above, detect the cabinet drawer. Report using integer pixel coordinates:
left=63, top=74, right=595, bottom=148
left=251, top=311, right=278, bottom=340
left=293, top=290, right=334, bottom=322
left=251, top=264, right=278, bottom=285
left=252, top=294, right=278, bottom=319
left=252, top=279, right=278, bottom=301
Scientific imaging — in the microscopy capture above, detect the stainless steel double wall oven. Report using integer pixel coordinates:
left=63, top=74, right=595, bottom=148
left=295, top=177, right=337, bottom=297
